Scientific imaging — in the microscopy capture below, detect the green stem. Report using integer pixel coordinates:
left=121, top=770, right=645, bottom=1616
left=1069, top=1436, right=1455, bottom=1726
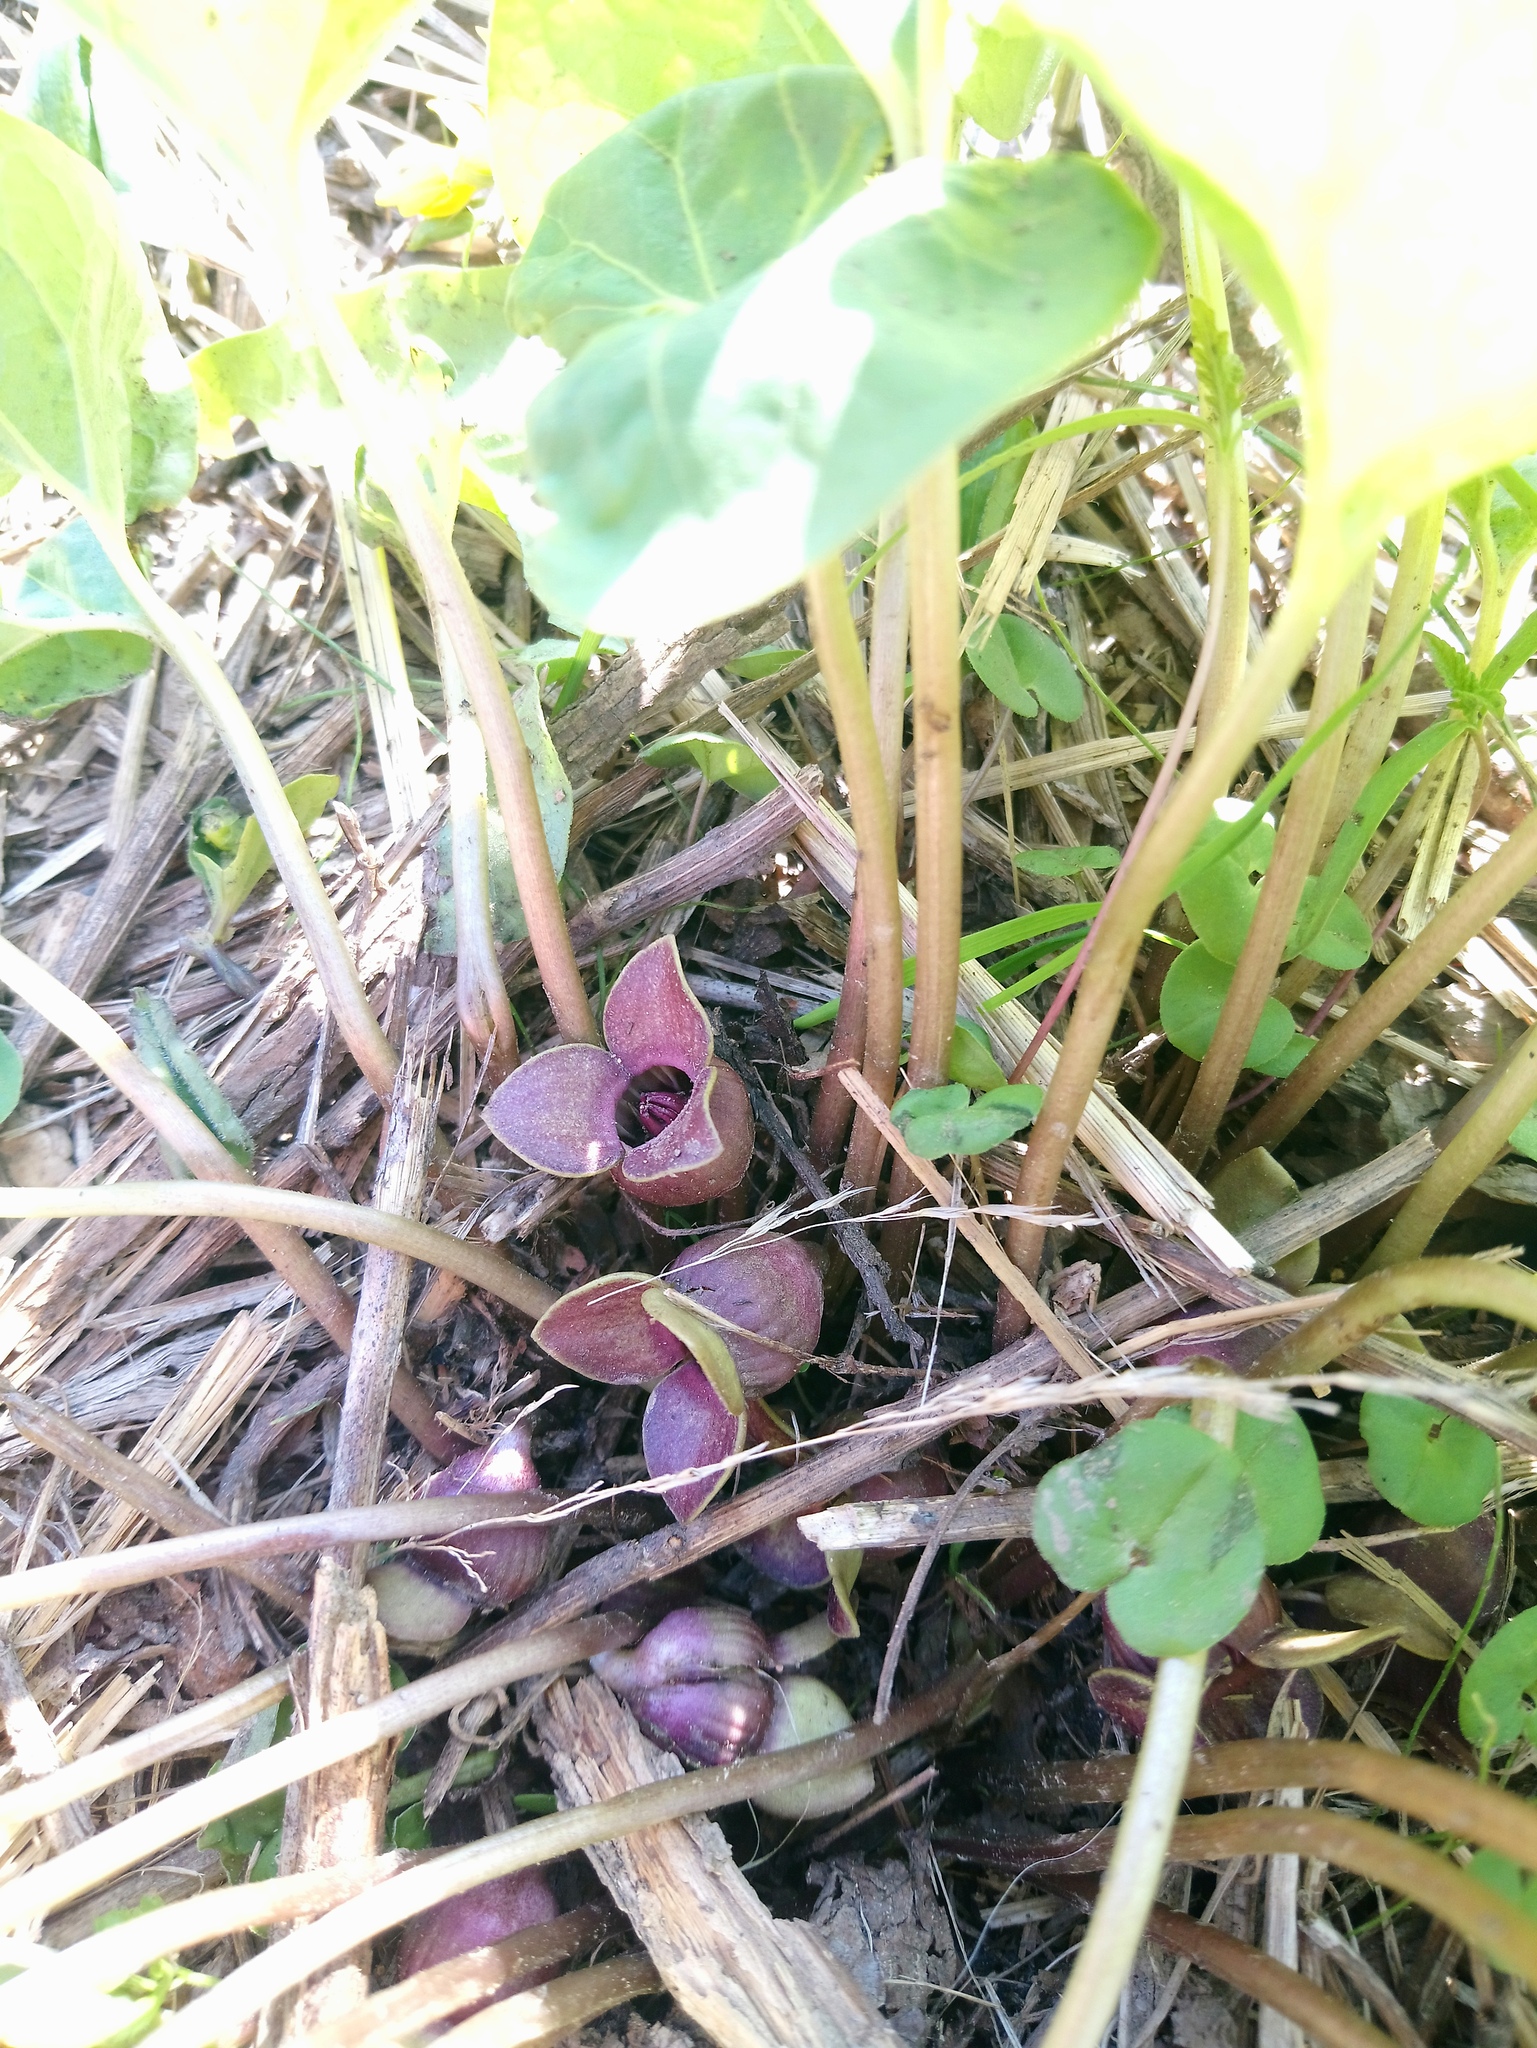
left=285, top=211, right=596, bottom=1048
left=445, top=648, right=518, bottom=1087
left=1180, top=198, right=1251, bottom=744
left=1467, top=479, right=1510, bottom=676
left=101, top=539, right=398, bottom=1101
left=1327, top=494, right=1445, bottom=844
left=804, top=558, right=903, bottom=1201
left=1232, top=795, right=1537, bottom=1158
left=1252, top=1255, right=1537, bottom=1380
left=0, top=1181, right=556, bottom=1323
left=907, top=450, right=962, bottom=1090
left=1034, top=1652, right=1207, bottom=2048
left=1362, top=1020, right=1537, bottom=1268
left=1001, top=528, right=1339, bottom=1288
left=1173, top=557, right=1375, bottom=1170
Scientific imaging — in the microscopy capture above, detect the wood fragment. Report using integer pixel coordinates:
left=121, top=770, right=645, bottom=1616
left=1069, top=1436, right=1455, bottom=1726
left=537, top=1677, right=905, bottom=2048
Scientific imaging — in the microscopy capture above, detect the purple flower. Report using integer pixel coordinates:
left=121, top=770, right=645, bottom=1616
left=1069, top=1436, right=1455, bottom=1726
left=533, top=1227, right=824, bottom=1522
left=485, top=936, right=754, bottom=1206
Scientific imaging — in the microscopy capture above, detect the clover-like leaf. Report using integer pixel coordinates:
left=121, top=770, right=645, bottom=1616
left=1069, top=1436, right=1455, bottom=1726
left=64, top=0, right=421, bottom=212
left=513, top=69, right=888, bottom=361
left=523, top=150, right=1157, bottom=634
left=638, top=730, right=777, bottom=798
left=1032, top=1410, right=1265, bottom=1657
left=1360, top=1390, right=1499, bottom=1528
left=891, top=1080, right=1043, bottom=1159
left=487, top=0, right=845, bottom=235
left=1459, top=1610, right=1537, bottom=1752
left=0, top=107, right=195, bottom=530
left=1019, top=0, right=1537, bottom=572
left=1168, top=1399, right=1324, bottom=1565
left=1159, top=940, right=1297, bottom=1068
left=966, top=613, right=1084, bottom=721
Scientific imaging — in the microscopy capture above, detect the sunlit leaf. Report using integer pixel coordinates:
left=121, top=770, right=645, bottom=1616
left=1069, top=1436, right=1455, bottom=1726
left=1159, top=940, right=1296, bottom=1068
left=638, top=729, right=777, bottom=797
left=891, top=1080, right=1042, bottom=1158
left=0, top=107, right=195, bottom=528
left=966, top=612, right=1084, bottom=721
left=188, top=773, right=339, bottom=944
left=524, top=151, right=1156, bottom=633
left=1032, top=1410, right=1264, bottom=1656
left=956, top=3, right=1055, bottom=143
left=63, top=0, right=422, bottom=205
left=1016, top=0, right=1537, bottom=563
left=488, top=0, right=844, bottom=234
left=948, top=1017, right=1010, bottom=1093
left=1450, top=457, right=1537, bottom=581
left=0, top=518, right=151, bottom=720
left=1360, top=1390, right=1498, bottom=1528
left=513, top=69, right=887, bottom=360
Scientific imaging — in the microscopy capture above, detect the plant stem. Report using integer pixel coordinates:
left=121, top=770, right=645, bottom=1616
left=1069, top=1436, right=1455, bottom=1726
left=1180, top=198, right=1251, bottom=744
left=1173, top=557, right=1375, bottom=1169
left=1326, top=495, right=1445, bottom=843
left=806, top=891, right=868, bottom=1172
left=804, top=557, right=903, bottom=1202
left=907, top=451, right=963, bottom=1090
left=0, top=1494, right=561, bottom=1615
left=445, top=649, right=518, bottom=1086
left=285, top=206, right=596, bottom=1047
left=869, top=509, right=910, bottom=844
left=1001, top=534, right=1338, bottom=1291
left=101, top=540, right=398, bottom=1101
left=1232, top=795, right=1537, bottom=1157
left=1251, top=1255, right=1537, bottom=1380
left=0, top=1181, right=557, bottom=1322
left=1362, top=1020, right=1537, bottom=1268
left=1034, top=1652, right=1207, bottom=2048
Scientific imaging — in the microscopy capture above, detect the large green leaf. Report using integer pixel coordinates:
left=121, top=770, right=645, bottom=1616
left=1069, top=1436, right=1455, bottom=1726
left=1032, top=1410, right=1264, bottom=1657
left=522, top=151, right=1156, bottom=633
left=0, top=108, right=195, bottom=527
left=1016, top=0, right=1537, bottom=563
left=191, top=267, right=559, bottom=508
left=487, top=0, right=844, bottom=235
left=63, top=0, right=421, bottom=204
left=0, top=518, right=151, bottom=720
left=513, top=70, right=887, bottom=360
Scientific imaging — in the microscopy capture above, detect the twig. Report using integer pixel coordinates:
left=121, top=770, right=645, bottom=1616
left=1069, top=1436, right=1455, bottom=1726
left=434, top=1953, right=663, bottom=2048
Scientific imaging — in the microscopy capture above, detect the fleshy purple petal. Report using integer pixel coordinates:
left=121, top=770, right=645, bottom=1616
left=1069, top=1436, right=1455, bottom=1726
left=628, top=1673, right=773, bottom=1766
left=613, top=1062, right=754, bottom=1206
left=534, top=1273, right=689, bottom=1387
left=642, top=1361, right=745, bottom=1521
left=601, top=935, right=712, bottom=1080
left=736, top=1512, right=831, bottom=1590
left=665, top=1229, right=823, bottom=1393
left=485, top=1043, right=626, bottom=1176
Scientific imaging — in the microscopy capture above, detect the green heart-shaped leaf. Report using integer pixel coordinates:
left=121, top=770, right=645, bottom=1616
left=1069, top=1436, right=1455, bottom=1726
left=1360, top=1390, right=1498, bottom=1528
left=891, top=1080, right=1042, bottom=1158
left=1018, top=0, right=1537, bottom=566
left=967, top=612, right=1084, bottom=721
left=1159, top=939, right=1296, bottom=1068
left=522, top=151, right=1157, bottom=633
left=1032, top=1410, right=1265, bottom=1656
left=1459, top=1610, right=1537, bottom=1752
left=0, top=108, right=194, bottom=528
left=513, top=70, right=888, bottom=361
left=488, top=0, right=845, bottom=234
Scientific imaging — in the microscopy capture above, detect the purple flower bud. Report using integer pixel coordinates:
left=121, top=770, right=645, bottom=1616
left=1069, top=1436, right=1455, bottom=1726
left=368, top=1556, right=476, bottom=1649
left=641, top=1361, right=745, bottom=1522
left=398, top=1869, right=562, bottom=2021
left=1088, top=1666, right=1155, bottom=1741
left=593, top=1605, right=771, bottom=1690
left=753, top=1676, right=874, bottom=1821
left=485, top=937, right=755, bottom=1206
left=628, top=1672, right=774, bottom=1766
left=737, top=1513, right=831, bottom=1590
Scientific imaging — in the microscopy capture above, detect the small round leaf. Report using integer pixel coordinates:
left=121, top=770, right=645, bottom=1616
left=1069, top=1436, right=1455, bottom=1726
left=1459, top=1609, right=1537, bottom=1751
left=1160, top=940, right=1297, bottom=1068
left=967, top=613, right=1084, bottom=721
left=1360, top=1391, right=1498, bottom=1527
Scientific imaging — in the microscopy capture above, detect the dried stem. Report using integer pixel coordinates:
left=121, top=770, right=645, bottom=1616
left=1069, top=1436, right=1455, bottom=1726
left=435, top=1954, right=663, bottom=2048
left=1234, top=795, right=1537, bottom=1155
left=1174, top=556, right=1375, bottom=1169
left=1364, top=1018, right=1537, bottom=1267
left=1001, top=529, right=1338, bottom=1287
left=805, top=557, right=903, bottom=1201
left=98, top=540, right=398, bottom=1098
left=0, top=1617, right=628, bottom=1935
left=0, top=1182, right=556, bottom=1322
left=286, top=203, right=596, bottom=1047
left=907, top=450, right=962, bottom=1090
